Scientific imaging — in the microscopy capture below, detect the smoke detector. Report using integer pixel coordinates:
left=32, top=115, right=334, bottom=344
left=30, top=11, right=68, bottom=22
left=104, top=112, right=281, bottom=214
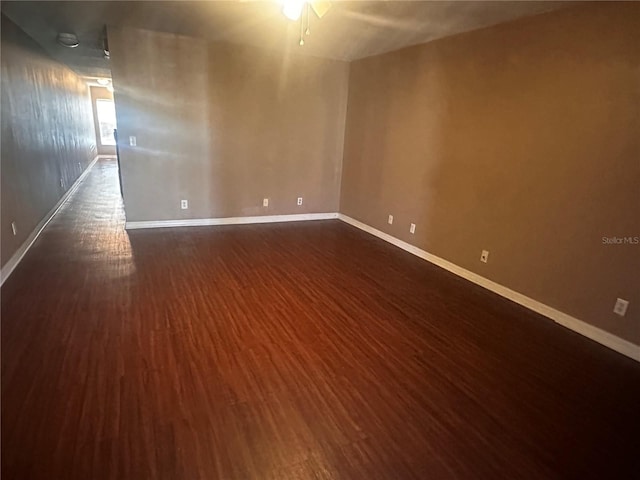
left=57, top=33, right=79, bottom=48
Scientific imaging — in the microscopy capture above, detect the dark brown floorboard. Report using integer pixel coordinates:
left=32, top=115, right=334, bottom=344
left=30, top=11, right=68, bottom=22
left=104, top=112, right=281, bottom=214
left=2, top=158, right=640, bottom=479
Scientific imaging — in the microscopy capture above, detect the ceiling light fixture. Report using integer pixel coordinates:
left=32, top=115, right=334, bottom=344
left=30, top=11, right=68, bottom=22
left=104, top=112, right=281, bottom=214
left=57, top=32, right=79, bottom=48
left=282, top=1, right=331, bottom=47
left=282, top=0, right=305, bottom=21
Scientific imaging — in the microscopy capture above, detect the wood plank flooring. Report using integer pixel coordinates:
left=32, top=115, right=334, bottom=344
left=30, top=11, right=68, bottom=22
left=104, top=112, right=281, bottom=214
left=2, top=158, right=640, bottom=479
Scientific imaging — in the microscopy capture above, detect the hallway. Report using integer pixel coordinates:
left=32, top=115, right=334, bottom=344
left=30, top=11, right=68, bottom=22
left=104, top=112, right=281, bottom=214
left=2, top=158, right=640, bottom=480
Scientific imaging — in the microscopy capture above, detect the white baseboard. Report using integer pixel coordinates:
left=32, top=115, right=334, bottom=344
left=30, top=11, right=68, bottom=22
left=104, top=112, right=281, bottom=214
left=1, top=155, right=102, bottom=286
left=125, top=212, right=339, bottom=230
left=337, top=214, right=640, bottom=362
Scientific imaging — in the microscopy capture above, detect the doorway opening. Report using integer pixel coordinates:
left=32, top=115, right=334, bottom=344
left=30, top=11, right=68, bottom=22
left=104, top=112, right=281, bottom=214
left=90, top=85, right=117, bottom=156
left=96, top=99, right=116, bottom=147
left=89, top=80, right=123, bottom=197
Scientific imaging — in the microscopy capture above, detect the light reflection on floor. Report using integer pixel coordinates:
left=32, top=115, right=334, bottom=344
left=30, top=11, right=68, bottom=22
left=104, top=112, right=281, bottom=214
left=59, top=157, right=137, bottom=281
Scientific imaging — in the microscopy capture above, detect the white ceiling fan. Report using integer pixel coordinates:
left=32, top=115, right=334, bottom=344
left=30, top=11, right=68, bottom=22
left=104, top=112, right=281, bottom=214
left=281, top=0, right=332, bottom=45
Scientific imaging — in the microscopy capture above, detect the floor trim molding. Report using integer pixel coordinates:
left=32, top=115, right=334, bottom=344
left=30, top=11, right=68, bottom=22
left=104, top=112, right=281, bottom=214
left=125, top=212, right=340, bottom=230
left=1, top=155, right=103, bottom=287
left=337, top=214, right=639, bottom=362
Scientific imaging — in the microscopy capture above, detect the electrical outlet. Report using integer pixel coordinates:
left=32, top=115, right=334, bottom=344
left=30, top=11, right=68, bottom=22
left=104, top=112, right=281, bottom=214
left=480, top=250, right=489, bottom=263
left=410, top=223, right=416, bottom=234
left=263, top=198, right=269, bottom=207
left=388, top=215, right=394, bottom=225
left=60, top=178, right=64, bottom=188
left=11, top=222, right=17, bottom=236
left=297, top=197, right=303, bottom=206
left=129, top=136, right=137, bottom=147
left=180, top=199, right=188, bottom=210
left=613, top=298, right=629, bottom=317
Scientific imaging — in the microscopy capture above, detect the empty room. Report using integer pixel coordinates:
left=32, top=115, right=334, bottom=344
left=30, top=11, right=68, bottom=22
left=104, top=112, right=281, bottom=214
left=1, top=1, right=639, bottom=479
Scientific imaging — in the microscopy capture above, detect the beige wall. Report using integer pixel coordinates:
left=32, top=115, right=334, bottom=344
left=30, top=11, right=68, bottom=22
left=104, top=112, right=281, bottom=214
left=90, top=86, right=116, bottom=156
left=1, top=15, right=96, bottom=268
left=108, top=26, right=349, bottom=222
left=340, top=3, right=640, bottom=344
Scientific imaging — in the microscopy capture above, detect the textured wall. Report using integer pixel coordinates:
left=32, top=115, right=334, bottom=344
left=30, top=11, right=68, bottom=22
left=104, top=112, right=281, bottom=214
left=340, top=3, right=640, bottom=344
left=109, top=26, right=349, bottom=222
left=1, top=15, right=96, bottom=268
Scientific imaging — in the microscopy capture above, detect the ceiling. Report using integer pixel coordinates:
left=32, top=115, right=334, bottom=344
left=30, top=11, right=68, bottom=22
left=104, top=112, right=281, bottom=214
left=2, top=1, right=571, bottom=78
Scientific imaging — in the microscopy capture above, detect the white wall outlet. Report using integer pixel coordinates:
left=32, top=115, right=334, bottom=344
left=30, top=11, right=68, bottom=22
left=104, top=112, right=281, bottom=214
left=613, top=298, right=629, bottom=317
left=180, top=199, right=188, bottom=210
left=60, top=178, right=64, bottom=188
left=480, top=250, right=489, bottom=263
left=388, top=215, right=394, bottom=225
left=11, top=222, right=17, bottom=236
left=129, top=135, right=137, bottom=147
left=263, top=198, right=269, bottom=207
left=297, top=197, right=303, bottom=206
left=410, top=223, right=416, bottom=234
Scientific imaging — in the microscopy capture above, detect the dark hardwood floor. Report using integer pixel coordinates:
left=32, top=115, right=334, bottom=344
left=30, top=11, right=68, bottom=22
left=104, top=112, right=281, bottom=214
left=2, top=158, right=639, bottom=479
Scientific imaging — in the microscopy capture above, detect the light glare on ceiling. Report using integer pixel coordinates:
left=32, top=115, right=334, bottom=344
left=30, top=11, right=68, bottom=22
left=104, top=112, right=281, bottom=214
left=96, top=78, right=110, bottom=86
left=282, top=0, right=305, bottom=21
